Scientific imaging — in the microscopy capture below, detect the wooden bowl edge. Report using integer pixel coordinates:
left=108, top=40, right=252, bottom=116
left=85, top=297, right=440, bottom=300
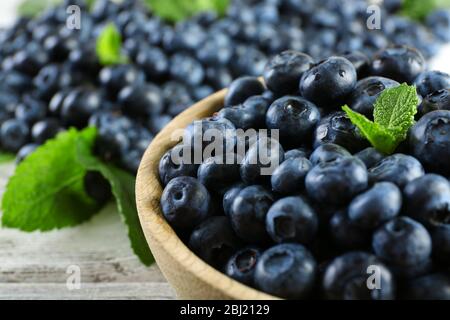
left=136, top=89, right=278, bottom=300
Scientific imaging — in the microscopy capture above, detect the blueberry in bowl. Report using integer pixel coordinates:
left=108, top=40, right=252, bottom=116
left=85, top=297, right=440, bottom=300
left=137, top=49, right=450, bottom=300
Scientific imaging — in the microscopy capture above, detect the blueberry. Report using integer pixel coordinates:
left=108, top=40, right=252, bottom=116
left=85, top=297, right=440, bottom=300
left=370, top=45, right=426, bottom=84
left=368, top=154, right=424, bottom=188
left=230, top=185, right=274, bottom=244
left=354, top=147, right=385, bottom=168
left=403, top=273, right=450, bottom=300
left=266, top=96, right=320, bottom=147
left=266, top=196, right=318, bottom=244
left=170, top=53, right=205, bottom=87
left=83, top=171, right=112, bottom=205
left=240, top=137, right=285, bottom=185
left=414, top=70, right=450, bottom=97
left=329, top=211, right=371, bottom=250
left=322, top=252, right=395, bottom=300
left=16, top=143, right=39, bottom=164
left=373, top=217, right=432, bottom=267
left=184, top=116, right=236, bottom=154
left=43, top=34, right=77, bottom=61
left=135, top=46, right=168, bottom=79
left=48, top=90, right=69, bottom=116
left=222, top=182, right=246, bottom=217
left=263, top=50, right=314, bottom=95
left=313, top=111, right=369, bottom=153
left=432, top=225, right=450, bottom=265
left=160, top=176, right=211, bottom=231
left=0, top=119, right=30, bottom=152
left=299, top=56, right=357, bottom=109
left=306, top=156, right=368, bottom=206
left=349, top=77, right=400, bottom=118
left=309, top=143, right=351, bottom=166
left=118, top=83, right=164, bottom=117
left=218, top=95, right=270, bottom=130
left=284, top=147, right=311, bottom=160
left=31, top=118, right=62, bottom=144
left=99, top=64, right=145, bottom=96
left=196, top=33, right=233, bottom=66
left=158, top=144, right=199, bottom=186
left=409, top=110, right=450, bottom=176
left=15, top=96, right=47, bottom=125
left=348, top=182, right=402, bottom=230
left=403, top=174, right=450, bottom=228
left=340, top=51, right=370, bottom=78
left=271, top=157, right=312, bottom=195
left=418, top=89, right=450, bottom=116
left=147, top=114, right=172, bottom=135
left=197, top=153, right=240, bottom=193
left=225, top=246, right=261, bottom=287
left=11, top=44, right=49, bottom=76
left=427, top=9, right=450, bottom=42
left=254, top=243, right=316, bottom=299
left=224, top=77, right=265, bottom=107
left=188, top=216, right=241, bottom=269
left=61, top=88, right=102, bottom=128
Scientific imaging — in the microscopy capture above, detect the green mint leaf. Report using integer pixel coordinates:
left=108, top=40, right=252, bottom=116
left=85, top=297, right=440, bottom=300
left=401, top=0, right=450, bottom=21
left=96, top=23, right=128, bottom=66
left=1, top=127, right=102, bottom=231
left=75, top=143, right=154, bottom=266
left=144, top=0, right=230, bottom=22
left=18, top=0, right=60, bottom=17
left=342, top=105, right=401, bottom=155
left=373, top=83, right=419, bottom=141
left=0, top=151, right=15, bottom=164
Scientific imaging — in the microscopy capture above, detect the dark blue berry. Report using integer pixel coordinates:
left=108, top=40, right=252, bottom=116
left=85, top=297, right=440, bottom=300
left=266, top=196, right=318, bottom=244
left=224, top=77, right=265, bottom=107
left=270, top=157, right=312, bottom=195
left=225, top=246, right=261, bottom=287
left=189, top=216, right=241, bottom=269
left=309, top=143, right=351, bottom=166
left=373, top=217, right=432, bottom=267
left=348, top=182, right=401, bottom=230
left=160, top=176, right=211, bottom=231
left=254, top=243, right=317, bottom=299
left=230, top=185, right=274, bottom=244
left=409, top=110, right=450, bottom=176
left=299, top=56, right=357, bottom=109
left=322, top=251, right=395, bottom=300
left=368, top=154, right=424, bottom=188
left=0, top=119, right=30, bottom=152
left=306, top=156, right=368, bottom=206
left=266, top=96, right=320, bottom=147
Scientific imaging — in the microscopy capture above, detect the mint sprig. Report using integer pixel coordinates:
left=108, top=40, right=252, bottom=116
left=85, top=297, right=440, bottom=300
left=2, top=127, right=102, bottom=230
left=2, top=127, right=154, bottom=266
left=401, top=0, right=450, bottom=21
left=96, top=23, right=128, bottom=66
left=144, top=0, right=229, bottom=22
left=342, top=84, right=419, bottom=155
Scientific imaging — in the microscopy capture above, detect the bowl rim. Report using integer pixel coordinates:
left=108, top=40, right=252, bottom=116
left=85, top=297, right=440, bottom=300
left=136, top=88, right=278, bottom=300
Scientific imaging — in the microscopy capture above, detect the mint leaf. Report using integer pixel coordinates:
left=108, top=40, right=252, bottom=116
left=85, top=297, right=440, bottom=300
left=374, top=83, right=419, bottom=140
left=144, top=0, right=229, bottom=22
left=75, top=141, right=154, bottom=266
left=401, top=0, right=450, bottom=21
left=342, top=84, right=419, bottom=155
left=0, top=151, right=15, bottom=164
left=2, top=128, right=102, bottom=231
left=342, top=105, right=400, bottom=155
left=96, top=23, right=128, bottom=66
left=18, top=0, right=60, bottom=17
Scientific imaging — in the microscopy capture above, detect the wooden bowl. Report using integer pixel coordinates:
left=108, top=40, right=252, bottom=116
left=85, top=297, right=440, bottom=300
left=136, top=88, right=277, bottom=300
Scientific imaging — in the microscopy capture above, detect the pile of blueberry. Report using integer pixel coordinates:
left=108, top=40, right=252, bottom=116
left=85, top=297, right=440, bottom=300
left=1, top=0, right=450, bottom=173
left=159, top=46, right=450, bottom=300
